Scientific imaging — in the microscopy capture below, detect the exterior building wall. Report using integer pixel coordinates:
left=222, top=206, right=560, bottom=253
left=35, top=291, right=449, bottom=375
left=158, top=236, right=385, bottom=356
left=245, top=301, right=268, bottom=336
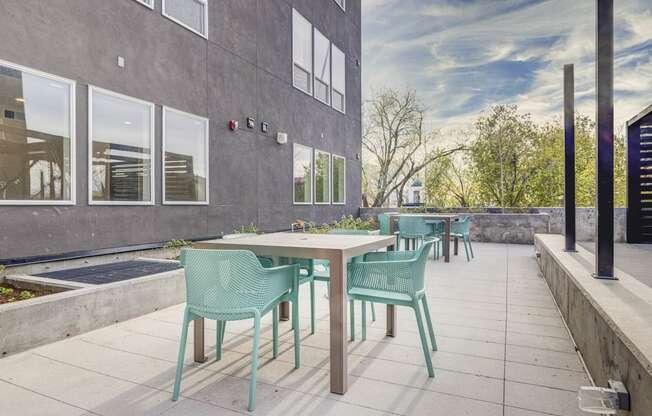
left=0, top=0, right=362, bottom=260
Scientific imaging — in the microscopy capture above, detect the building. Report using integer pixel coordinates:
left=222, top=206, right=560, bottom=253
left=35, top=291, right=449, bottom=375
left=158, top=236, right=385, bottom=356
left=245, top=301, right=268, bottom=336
left=0, top=0, right=362, bottom=261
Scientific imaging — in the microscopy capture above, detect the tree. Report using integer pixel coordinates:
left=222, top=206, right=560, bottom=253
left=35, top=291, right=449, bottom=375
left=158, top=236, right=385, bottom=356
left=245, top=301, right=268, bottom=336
left=424, top=151, right=477, bottom=207
left=468, top=105, right=538, bottom=208
left=362, top=89, right=462, bottom=207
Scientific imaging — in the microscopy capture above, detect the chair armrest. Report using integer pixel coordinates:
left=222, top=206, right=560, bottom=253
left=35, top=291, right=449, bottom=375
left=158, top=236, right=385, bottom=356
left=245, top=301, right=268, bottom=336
left=363, top=250, right=417, bottom=262
left=261, top=264, right=299, bottom=300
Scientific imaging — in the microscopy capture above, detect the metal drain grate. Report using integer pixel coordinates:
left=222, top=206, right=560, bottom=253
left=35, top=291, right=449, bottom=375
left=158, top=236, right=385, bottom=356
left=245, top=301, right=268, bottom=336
left=35, top=260, right=182, bottom=285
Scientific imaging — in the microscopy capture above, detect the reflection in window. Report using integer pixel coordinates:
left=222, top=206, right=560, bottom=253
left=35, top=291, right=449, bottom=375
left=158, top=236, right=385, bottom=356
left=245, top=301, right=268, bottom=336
left=332, top=45, right=346, bottom=113
left=163, top=108, right=208, bottom=203
left=332, top=155, right=345, bottom=204
left=293, top=144, right=312, bottom=204
left=163, top=0, right=208, bottom=37
left=0, top=63, right=74, bottom=203
left=90, top=87, right=154, bottom=203
left=292, top=9, right=312, bottom=94
left=315, top=150, right=330, bottom=204
left=314, top=28, right=331, bottom=105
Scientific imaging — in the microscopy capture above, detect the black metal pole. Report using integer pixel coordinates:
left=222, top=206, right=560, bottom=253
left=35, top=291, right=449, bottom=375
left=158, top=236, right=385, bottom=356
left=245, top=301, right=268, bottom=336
left=594, top=0, right=615, bottom=279
left=564, top=64, right=576, bottom=252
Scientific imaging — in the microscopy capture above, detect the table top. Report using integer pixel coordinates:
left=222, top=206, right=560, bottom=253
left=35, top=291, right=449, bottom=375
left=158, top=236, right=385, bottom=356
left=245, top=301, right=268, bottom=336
left=193, top=232, right=396, bottom=260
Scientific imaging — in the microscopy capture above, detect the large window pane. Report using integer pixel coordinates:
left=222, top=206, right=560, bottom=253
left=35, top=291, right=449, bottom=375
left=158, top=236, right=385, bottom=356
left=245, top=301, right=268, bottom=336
left=90, top=87, right=154, bottom=204
left=163, top=107, right=208, bottom=204
left=0, top=63, right=74, bottom=203
left=332, top=155, right=345, bottom=204
left=314, top=28, right=331, bottom=105
left=292, top=9, right=312, bottom=94
left=163, top=0, right=207, bottom=37
left=332, top=44, right=346, bottom=113
left=293, top=144, right=312, bottom=204
left=315, top=150, right=330, bottom=204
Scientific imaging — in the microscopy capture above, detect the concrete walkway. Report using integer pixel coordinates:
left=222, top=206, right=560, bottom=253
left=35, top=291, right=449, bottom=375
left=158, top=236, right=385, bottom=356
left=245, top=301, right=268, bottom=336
left=0, top=243, right=590, bottom=415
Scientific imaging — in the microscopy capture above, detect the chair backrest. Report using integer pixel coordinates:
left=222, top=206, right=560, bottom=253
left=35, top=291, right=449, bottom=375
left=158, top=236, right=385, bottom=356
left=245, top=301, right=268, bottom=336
left=378, top=213, right=391, bottom=235
left=398, top=216, right=432, bottom=236
left=180, top=248, right=272, bottom=313
left=451, top=216, right=471, bottom=235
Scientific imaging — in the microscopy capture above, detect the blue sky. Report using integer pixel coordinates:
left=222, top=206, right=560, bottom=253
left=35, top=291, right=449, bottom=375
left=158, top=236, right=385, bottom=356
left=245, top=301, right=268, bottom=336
left=362, top=0, right=652, bottom=133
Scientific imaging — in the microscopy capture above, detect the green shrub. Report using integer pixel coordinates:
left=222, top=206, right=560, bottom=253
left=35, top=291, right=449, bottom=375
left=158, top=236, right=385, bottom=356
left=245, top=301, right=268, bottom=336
left=164, top=239, right=193, bottom=250
left=308, top=215, right=377, bottom=234
left=0, top=287, right=14, bottom=296
left=234, top=223, right=258, bottom=234
left=19, top=290, right=34, bottom=300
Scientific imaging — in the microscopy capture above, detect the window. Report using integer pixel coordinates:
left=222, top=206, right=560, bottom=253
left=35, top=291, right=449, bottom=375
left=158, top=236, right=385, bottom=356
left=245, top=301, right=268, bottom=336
left=0, top=60, right=75, bottom=205
left=313, top=28, right=331, bottom=105
left=331, top=44, right=346, bottom=113
left=292, top=9, right=312, bottom=95
left=89, top=86, right=154, bottom=205
left=293, top=144, right=312, bottom=204
left=134, top=0, right=154, bottom=9
left=314, top=150, right=330, bottom=204
left=332, top=155, right=345, bottom=204
left=163, top=0, right=208, bottom=38
left=163, top=107, right=209, bottom=204
left=333, top=0, right=345, bottom=11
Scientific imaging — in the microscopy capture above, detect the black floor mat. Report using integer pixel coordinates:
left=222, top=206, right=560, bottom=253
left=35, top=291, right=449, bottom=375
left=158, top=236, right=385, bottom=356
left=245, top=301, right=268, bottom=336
left=35, top=260, right=182, bottom=285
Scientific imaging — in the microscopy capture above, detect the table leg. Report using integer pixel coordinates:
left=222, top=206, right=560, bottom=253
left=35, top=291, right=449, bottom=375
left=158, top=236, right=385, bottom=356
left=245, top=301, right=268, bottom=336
left=193, top=318, right=206, bottom=363
left=444, top=220, right=451, bottom=263
left=386, top=243, right=397, bottom=337
left=454, top=237, right=459, bottom=256
left=329, top=254, right=348, bottom=394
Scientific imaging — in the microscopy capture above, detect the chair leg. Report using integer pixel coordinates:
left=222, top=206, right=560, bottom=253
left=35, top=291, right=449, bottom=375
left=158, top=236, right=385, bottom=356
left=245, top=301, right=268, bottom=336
left=371, top=302, right=377, bottom=322
left=272, top=306, right=279, bottom=358
left=463, top=238, right=471, bottom=262
left=310, top=280, right=316, bottom=335
left=216, top=320, right=223, bottom=361
left=292, top=297, right=300, bottom=369
left=361, top=301, right=367, bottom=341
left=421, top=297, right=437, bottom=351
left=349, top=299, right=355, bottom=341
left=413, top=303, right=435, bottom=377
left=467, top=236, right=475, bottom=258
left=172, top=309, right=191, bottom=401
left=248, top=314, right=261, bottom=412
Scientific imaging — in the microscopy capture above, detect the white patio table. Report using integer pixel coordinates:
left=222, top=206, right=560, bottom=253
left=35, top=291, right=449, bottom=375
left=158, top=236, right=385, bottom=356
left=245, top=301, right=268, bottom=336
left=193, top=232, right=397, bottom=394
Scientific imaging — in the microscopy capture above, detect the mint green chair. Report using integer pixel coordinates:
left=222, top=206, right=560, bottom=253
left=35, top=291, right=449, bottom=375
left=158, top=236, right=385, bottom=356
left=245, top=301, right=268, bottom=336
left=398, top=216, right=441, bottom=260
left=172, top=249, right=300, bottom=412
left=425, top=220, right=444, bottom=260
left=451, top=216, right=474, bottom=261
left=348, top=240, right=437, bottom=377
left=378, top=213, right=400, bottom=247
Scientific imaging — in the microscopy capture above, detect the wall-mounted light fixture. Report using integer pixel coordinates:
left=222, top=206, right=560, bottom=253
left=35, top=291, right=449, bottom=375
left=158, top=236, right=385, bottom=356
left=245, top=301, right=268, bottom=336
left=261, top=122, right=269, bottom=133
left=228, top=120, right=239, bottom=131
left=246, top=117, right=255, bottom=129
left=276, top=132, right=288, bottom=145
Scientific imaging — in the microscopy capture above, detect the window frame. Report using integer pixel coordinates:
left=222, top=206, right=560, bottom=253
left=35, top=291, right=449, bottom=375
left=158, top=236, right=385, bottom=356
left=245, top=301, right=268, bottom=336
left=87, top=85, right=156, bottom=206
left=0, top=59, right=77, bottom=206
left=162, top=106, right=210, bottom=206
left=333, top=0, right=345, bottom=12
left=292, top=8, right=313, bottom=97
left=313, top=149, right=331, bottom=205
left=293, top=143, right=313, bottom=205
left=134, top=0, right=154, bottom=9
left=331, top=154, right=346, bottom=205
left=162, top=0, right=208, bottom=39
left=331, top=43, right=346, bottom=114
left=312, top=27, right=331, bottom=107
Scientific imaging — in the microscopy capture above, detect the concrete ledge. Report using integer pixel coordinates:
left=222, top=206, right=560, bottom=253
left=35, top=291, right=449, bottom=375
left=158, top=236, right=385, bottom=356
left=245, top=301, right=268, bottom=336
left=0, top=268, right=185, bottom=357
left=535, top=234, right=652, bottom=415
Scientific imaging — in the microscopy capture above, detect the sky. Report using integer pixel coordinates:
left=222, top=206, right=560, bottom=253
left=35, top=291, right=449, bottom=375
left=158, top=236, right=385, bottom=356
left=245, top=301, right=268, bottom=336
left=362, top=0, right=652, bottom=135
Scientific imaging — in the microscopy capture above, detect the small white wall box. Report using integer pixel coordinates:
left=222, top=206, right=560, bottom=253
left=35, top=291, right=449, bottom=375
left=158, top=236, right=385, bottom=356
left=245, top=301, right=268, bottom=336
left=276, top=132, right=288, bottom=144
left=117, top=56, right=125, bottom=68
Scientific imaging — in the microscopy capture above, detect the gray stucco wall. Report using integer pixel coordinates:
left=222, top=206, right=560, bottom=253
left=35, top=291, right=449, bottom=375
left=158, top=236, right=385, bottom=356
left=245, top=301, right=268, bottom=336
left=0, top=0, right=362, bottom=260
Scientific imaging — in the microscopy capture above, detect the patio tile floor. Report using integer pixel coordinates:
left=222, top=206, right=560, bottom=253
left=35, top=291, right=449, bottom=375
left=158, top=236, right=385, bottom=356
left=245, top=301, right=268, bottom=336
left=0, top=243, right=590, bottom=415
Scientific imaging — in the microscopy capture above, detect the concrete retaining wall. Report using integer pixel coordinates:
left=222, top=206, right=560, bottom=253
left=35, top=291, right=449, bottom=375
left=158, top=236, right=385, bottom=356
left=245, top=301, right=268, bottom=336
left=360, top=207, right=627, bottom=243
left=0, top=269, right=185, bottom=357
left=535, top=234, right=652, bottom=415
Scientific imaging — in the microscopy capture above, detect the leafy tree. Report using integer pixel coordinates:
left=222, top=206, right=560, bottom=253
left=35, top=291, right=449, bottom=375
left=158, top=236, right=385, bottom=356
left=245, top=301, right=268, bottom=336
left=424, top=152, right=476, bottom=207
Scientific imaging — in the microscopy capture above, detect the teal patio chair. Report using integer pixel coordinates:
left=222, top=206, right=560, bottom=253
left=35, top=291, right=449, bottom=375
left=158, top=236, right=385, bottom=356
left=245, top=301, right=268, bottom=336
left=172, top=249, right=300, bottom=412
left=398, top=216, right=440, bottom=257
left=378, top=213, right=400, bottom=248
left=451, top=216, right=474, bottom=261
left=425, top=220, right=444, bottom=260
left=348, top=240, right=437, bottom=377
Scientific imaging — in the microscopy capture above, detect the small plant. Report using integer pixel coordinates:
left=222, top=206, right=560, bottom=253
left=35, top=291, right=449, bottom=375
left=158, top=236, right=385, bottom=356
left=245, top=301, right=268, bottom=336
left=234, top=223, right=258, bottom=234
left=164, top=239, right=193, bottom=250
left=308, top=215, right=378, bottom=234
left=0, top=287, right=14, bottom=296
left=19, top=290, right=34, bottom=300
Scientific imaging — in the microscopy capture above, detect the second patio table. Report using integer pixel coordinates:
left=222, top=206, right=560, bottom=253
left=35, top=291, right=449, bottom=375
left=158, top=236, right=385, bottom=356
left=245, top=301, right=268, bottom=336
left=193, top=232, right=397, bottom=395
left=387, top=213, right=463, bottom=262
